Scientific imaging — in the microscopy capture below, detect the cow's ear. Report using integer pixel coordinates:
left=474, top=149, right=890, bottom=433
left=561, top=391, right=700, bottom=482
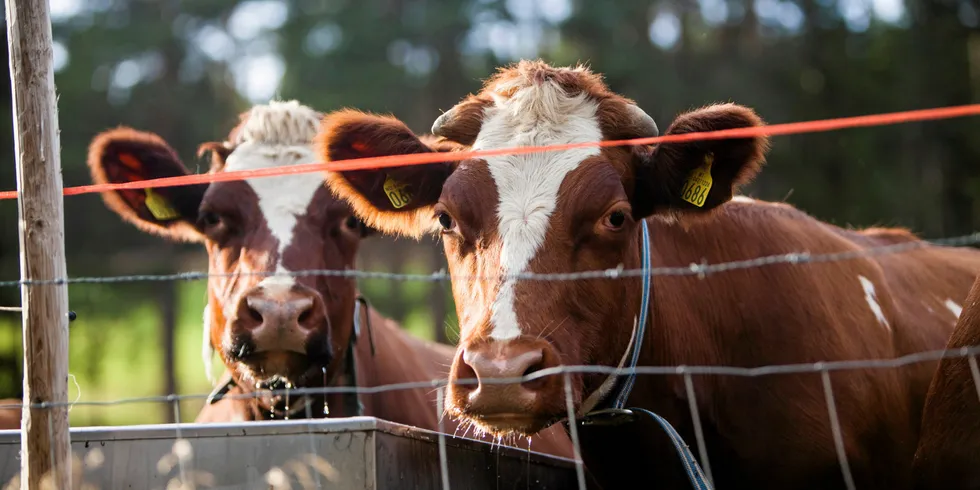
left=197, top=141, right=234, bottom=173
left=315, top=109, right=460, bottom=239
left=630, top=103, right=770, bottom=219
left=87, top=127, right=209, bottom=242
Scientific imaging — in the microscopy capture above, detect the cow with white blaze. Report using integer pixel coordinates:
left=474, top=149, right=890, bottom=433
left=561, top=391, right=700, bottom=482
left=314, top=60, right=980, bottom=489
left=85, top=100, right=574, bottom=458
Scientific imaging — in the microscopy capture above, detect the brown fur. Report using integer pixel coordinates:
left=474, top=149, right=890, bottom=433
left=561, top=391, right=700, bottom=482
left=0, top=399, right=19, bottom=430
left=912, top=274, right=980, bottom=489
left=86, top=112, right=574, bottom=459
left=315, top=60, right=980, bottom=489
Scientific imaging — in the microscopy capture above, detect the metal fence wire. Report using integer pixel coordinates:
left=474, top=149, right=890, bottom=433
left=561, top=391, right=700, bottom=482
left=1, top=232, right=980, bottom=490
left=3, top=98, right=980, bottom=490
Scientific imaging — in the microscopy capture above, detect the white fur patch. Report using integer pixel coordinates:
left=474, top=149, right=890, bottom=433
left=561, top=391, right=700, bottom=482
left=730, top=195, right=755, bottom=204
left=202, top=303, right=215, bottom=385
left=472, top=80, right=603, bottom=340
left=945, top=299, right=963, bottom=319
left=858, top=275, right=890, bottom=330
left=222, top=100, right=324, bottom=289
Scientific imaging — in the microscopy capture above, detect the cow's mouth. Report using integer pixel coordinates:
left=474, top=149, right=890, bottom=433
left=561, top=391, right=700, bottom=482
left=254, top=374, right=293, bottom=392
left=226, top=333, right=335, bottom=388
left=249, top=364, right=338, bottom=416
left=236, top=351, right=334, bottom=389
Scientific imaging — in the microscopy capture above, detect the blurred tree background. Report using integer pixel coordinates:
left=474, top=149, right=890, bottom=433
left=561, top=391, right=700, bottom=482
left=0, top=0, right=977, bottom=425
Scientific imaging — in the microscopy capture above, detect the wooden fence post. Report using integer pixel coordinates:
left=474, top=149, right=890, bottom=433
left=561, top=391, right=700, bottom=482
left=4, top=0, right=71, bottom=488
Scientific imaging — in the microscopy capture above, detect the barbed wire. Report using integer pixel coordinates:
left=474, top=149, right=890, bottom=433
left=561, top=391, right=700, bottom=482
left=2, top=230, right=978, bottom=289
left=2, top=344, right=977, bottom=411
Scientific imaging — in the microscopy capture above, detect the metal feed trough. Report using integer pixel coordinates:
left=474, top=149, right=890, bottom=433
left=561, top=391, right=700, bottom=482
left=0, top=417, right=577, bottom=489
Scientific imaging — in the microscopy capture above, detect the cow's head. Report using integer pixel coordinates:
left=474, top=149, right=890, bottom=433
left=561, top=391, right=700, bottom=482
left=316, top=60, right=770, bottom=436
left=88, top=100, right=374, bottom=409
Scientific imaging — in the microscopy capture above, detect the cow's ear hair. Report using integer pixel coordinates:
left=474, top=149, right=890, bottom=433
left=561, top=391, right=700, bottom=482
left=88, top=127, right=208, bottom=242
left=630, top=103, right=769, bottom=219
left=197, top=141, right=234, bottom=173
left=316, top=109, right=460, bottom=239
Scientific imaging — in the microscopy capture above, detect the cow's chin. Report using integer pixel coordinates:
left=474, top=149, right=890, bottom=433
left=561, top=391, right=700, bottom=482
left=449, top=408, right=565, bottom=439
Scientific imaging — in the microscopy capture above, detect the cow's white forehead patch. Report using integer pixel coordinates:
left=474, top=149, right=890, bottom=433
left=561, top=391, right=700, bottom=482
left=473, top=80, right=603, bottom=341
left=223, top=100, right=324, bottom=287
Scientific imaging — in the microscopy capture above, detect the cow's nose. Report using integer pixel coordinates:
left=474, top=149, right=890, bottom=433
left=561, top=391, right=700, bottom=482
left=245, top=295, right=315, bottom=330
left=233, top=283, right=325, bottom=354
left=451, top=339, right=558, bottom=414
left=462, top=345, right=544, bottom=380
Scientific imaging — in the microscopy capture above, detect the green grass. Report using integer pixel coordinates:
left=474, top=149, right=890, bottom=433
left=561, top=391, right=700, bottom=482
left=0, top=276, right=446, bottom=427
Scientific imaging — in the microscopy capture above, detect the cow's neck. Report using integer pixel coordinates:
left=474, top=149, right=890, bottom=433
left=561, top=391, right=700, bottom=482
left=322, top=294, right=376, bottom=418
left=577, top=218, right=653, bottom=418
left=574, top=219, right=714, bottom=490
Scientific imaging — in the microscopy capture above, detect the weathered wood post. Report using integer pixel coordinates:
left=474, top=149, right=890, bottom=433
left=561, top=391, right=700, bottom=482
left=4, top=0, right=71, bottom=488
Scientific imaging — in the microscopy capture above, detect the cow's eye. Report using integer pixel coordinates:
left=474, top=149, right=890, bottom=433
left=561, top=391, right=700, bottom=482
left=198, top=211, right=221, bottom=229
left=197, top=210, right=238, bottom=243
left=602, top=210, right=626, bottom=230
left=344, top=216, right=361, bottom=230
left=437, top=211, right=455, bottom=231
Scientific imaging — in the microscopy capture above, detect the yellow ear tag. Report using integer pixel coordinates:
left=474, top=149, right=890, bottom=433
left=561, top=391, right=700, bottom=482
left=680, top=153, right=714, bottom=208
left=144, top=188, right=180, bottom=220
left=383, top=175, right=413, bottom=209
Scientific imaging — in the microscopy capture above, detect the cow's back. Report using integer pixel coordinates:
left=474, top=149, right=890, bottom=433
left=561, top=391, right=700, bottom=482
left=912, top=275, right=980, bottom=490
left=840, top=225, right=980, bottom=438
left=641, top=198, right=980, bottom=488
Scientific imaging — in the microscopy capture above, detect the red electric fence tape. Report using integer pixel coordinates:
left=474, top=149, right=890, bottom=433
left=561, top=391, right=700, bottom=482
left=1, top=102, right=978, bottom=201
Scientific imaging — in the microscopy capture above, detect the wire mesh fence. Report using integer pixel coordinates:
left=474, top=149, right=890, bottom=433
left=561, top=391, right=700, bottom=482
left=2, top=223, right=980, bottom=488
left=3, top=88, right=980, bottom=489
left=1, top=343, right=979, bottom=489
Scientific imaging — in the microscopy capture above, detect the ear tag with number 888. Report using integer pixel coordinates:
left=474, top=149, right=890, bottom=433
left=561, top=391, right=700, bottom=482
left=383, top=175, right=413, bottom=209
left=680, top=153, right=714, bottom=208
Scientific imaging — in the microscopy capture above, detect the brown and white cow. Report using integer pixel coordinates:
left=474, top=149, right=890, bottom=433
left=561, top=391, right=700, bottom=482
left=315, top=60, right=980, bottom=489
left=86, top=100, right=573, bottom=458
left=912, top=274, right=980, bottom=490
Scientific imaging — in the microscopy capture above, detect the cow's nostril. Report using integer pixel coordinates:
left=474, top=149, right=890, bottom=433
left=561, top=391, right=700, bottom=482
left=521, top=360, right=547, bottom=390
left=247, top=305, right=263, bottom=324
left=297, top=309, right=312, bottom=325
left=455, top=352, right=479, bottom=393
left=522, top=361, right=543, bottom=378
